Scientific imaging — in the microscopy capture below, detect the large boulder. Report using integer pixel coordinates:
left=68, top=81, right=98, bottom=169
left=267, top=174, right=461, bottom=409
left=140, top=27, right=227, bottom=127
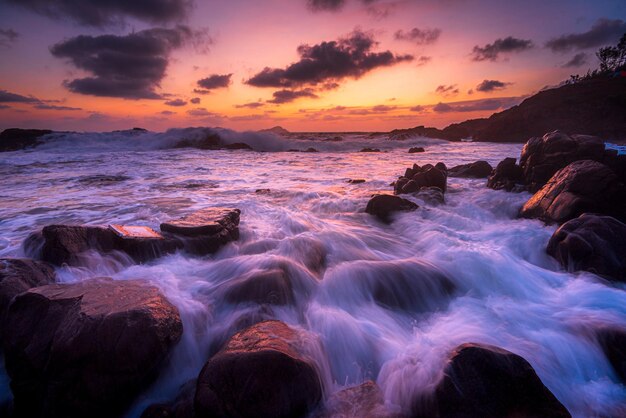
left=520, top=160, right=626, bottom=224
left=394, top=164, right=447, bottom=195
left=0, top=258, right=56, bottom=340
left=448, top=161, right=493, bottom=178
left=414, top=343, right=571, bottom=418
left=160, top=208, right=239, bottom=237
left=0, top=128, right=53, bottom=152
left=487, top=157, right=524, bottom=191
left=597, top=328, right=626, bottom=383
left=194, top=320, right=322, bottom=418
left=220, top=268, right=295, bottom=306
left=519, top=131, right=605, bottom=192
left=3, top=278, right=183, bottom=418
left=547, top=214, right=626, bottom=282
left=365, top=195, right=418, bottom=223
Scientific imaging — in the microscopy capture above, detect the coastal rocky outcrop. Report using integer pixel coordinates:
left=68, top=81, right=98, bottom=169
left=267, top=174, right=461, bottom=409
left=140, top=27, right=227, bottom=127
left=0, top=128, right=53, bottom=152
left=487, top=157, right=524, bottom=191
left=194, top=320, right=322, bottom=418
left=25, top=208, right=240, bottom=266
left=3, top=277, right=183, bottom=418
left=394, top=163, right=447, bottom=195
left=365, top=194, right=418, bottom=223
left=547, top=214, right=626, bottom=282
left=448, top=160, right=493, bottom=178
left=413, top=343, right=571, bottom=418
left=408, top=147, right=425, bottom=153
left=0, top=258, right=56, bottom=340
left=520, top=160, right=626, bottom=224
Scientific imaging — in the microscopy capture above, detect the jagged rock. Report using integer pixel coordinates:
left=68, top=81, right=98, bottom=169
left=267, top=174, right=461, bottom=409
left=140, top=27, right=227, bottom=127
left=520, top=160, right=626, bottom=224
left=413, top=343, right=571, bottom=418
left=547, top=214, right=626, bottom=282
left=194, top=320, right=322, bottom=418
left=448, top=160, right=493, bottom=178
left=365, top=195, right=418, bottom=223
left=487, top=157, right=524, bottom=191
left=3, top=278, right=183, bottom=418
left=408, top=147, right=425, bottom=153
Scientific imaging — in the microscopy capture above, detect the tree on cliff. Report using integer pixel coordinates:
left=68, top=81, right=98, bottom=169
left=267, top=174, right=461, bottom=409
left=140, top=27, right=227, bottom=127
left=597, top=33, right=626, bottom=73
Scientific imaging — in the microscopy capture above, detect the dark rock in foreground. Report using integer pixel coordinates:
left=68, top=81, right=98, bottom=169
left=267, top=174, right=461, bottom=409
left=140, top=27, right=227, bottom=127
left=314, top=381, right=400, bottom=418
left=3, top=278, right=183, bottom=418
left=0, top=128, right=53, bottom=152
left=365, top=194, right=418, bottom=223
left=414, top=343, right=571, bottom=418
left=487, top=157, right=524, bottom=191
left=597, top=328, right=626, bottom=383
left=448, top=160, right=493, bottom=178
left=142, top=380, right=195, bottom=418
left=547, top=214, right=626, bottom=282
left=161, top=208, right=240, bottom=237
left=195, top=320, right=322, bottom=418
left=0, top=258, right=56, bottom=341
left=221, top=268, right=295, bottom=306
left=408, top=147, right=425, bottom=153
left=520, top=160, right=626, bottom=224
left=394, top=163, right=448, bottom=195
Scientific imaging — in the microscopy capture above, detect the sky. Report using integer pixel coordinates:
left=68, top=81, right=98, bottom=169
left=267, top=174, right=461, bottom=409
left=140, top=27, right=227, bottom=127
left=0, top=0, right=625, bottom=132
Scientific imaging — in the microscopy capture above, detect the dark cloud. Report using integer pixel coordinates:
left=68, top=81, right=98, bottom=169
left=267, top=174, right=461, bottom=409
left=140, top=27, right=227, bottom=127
left=410, top=105, right=425, bottom=112
left=433, top=97, right=522, bottom=113
left=50, top=26, right=195, bottom=99
left=193, top=88, right=211, bottom=95
left=161, top=110, right=176, bottom=115
left=197, top=73, right=232, bottom=90
left=5, top=0, right=191, bottom=27
left=561, top=52, right=588, bottom=68
left=0, top=28, right=19, bottom=48
left=435, top=84, right=459, bottom=96
left=0, top=104, right=10, bottom=109
left=0, top=89, right=38, bottom=103
left=471, top=36, right=534, bottom=61
left=394, top=27, right=441, bottom=45
left=190, top=97, right=200, bottom=104
left=306, top=0, right=345, bottom=11
left=235, top=102, right=264, bottom=109
left=34, top=103, right=82, bottom=110
left=186, top=107, right=221, bottom=118
left=546, top=19, right=626, bottom=52
left=267, top=89, right=318, bottom=104
left=416, top=56, right=432, bottom=66
left=475, top=79, right=511, bottom=92
left=247, top=30, right=413, bottom=89
left=164, top=98, right=187, bottom=106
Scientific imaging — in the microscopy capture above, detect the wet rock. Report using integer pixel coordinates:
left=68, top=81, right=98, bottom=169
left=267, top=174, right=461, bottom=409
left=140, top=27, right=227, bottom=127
left=365, top=194, right=418, bottom=223
left=314, top=381, right=400, bottom=418
left=221, top=268, right=295, bottom=306
left=255, top=188, right=271, bottom=194
left=411, top=166, right=447, bottom=192
left=194, top=320, right=322, bottom=418
left=223, top=142, right=253, bottom=150
left=520, top=160, right=626, bottom=224
left=3, top=278, right=183, bottom=418
left=408, top=147, right=425, bottom=153
left=414, top=343, right=571, bottom=418
left=448, top=160, right=493, bottom=178
left=360, top=147, right=381, bottom=152
left=547, top=214, right=626, bottom=282
left=173, top=130, right=221, bottom=150
left=142, top=380, right=196, bottom=418
left=395, top=164, right=447, bottom=194
left=597, top=328, right=626, bottom=383
left=519, top=131, right=606, bottom=192
left=347, top=179, right=366, bottom=184
left=414, top=186, right=445, bottom=206
left=161, top=208, right=240, bottom=237
left=0, top=258, right=56, bottom=341
left=0, top=128, right=53, bottom=152
left=304, top=147, right=319, bottom=153
left=435, top=162, right=447, bottom=172
left=487, top=157, right=524, bottom=191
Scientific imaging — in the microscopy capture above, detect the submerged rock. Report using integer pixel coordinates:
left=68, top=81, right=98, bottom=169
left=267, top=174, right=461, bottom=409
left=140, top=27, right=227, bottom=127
left=347, top=178, right=366, bottom=184
left=221, top=268, right=295, bottom=306
left=413, top=343, right=571, bottom=418
left=448, top=160, right=493, bottom=178
left=547, top=214, right=626, bottom=282
left=194, top=320, right=322, bottom=418
left=3, top=278, right=183, bottom=418
left=0, top=258, right=56, bottom=341
left=304, top=147, right=319, bottom=153
left=487, top=157, right=524, bottom=191
left=315, top=381, right=399, bottom=418
left=597, top=328, right=626, bottom=383
left=365, top=194, right=418, bottom=223
left=520, top=160, right=626, bottom=224
left=360, top=147, right=381, bottom=152
left=408, top=147, right=425, bottom=153
left=414, top=186, right=445, bottom=206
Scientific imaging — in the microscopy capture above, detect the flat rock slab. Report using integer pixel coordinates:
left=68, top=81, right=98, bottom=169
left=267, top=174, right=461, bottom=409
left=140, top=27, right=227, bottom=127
left=4, top=277, right=183, bottom=418
left=161, top=207, right=240, bottom=237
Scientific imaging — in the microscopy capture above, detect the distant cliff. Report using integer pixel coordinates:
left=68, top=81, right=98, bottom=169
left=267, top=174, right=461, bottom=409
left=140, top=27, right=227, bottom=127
left=390, top=76, right=626, bottom=143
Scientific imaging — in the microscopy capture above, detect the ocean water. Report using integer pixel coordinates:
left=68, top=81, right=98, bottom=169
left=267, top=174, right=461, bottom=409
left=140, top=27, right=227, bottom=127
left=0, top=129, right=625, bottom=417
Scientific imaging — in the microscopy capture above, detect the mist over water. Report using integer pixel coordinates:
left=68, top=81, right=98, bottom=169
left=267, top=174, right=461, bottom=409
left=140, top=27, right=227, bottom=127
left=0, top=131, right=625, bottom=417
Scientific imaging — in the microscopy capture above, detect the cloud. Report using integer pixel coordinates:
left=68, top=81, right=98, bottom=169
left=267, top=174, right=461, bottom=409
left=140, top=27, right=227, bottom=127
left=546, top=18, right=626, bottom=52
left=247, top=30, right=413, bottom=90
left=561, top=52, right=588, bottom=68
left=190, top=97, right=200, bottom=104
left=0, top=89, right=38, bottom=103
left=471, top=36, right=534, bottom=61
left=435, top=84, right=459, bottom=96
left=34, top=103, right=82, bottom=111
left=0, top=104, right=10, bottom=109
left=161, top=110, right=176, bottom=115
left=432, top=97, right=523, bottom=113
left=164, top=99, right=187, bottom=106
left=235, top=102, right=264, bottom=109
left=267, top=89, right=318, bottom=104
left=475, top=79, right=511, bottom=92
left=197, top=73, right=232, bottom=90
left=306, top=0, right=345, bottom=11
left=50, top=26, right=197, bottom=99
left=410, top=105, right=425, bottom=112
left=4, top=0, right=191, bottom=27
left=394, top=27, right=441, bottom=45
left=416, top=56, right=432, bottom=66
left=0, top=28, right=19, bottom=48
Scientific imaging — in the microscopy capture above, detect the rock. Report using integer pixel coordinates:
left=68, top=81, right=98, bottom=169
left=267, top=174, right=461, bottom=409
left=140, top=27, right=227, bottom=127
left=347, top=179, right=366, bottom=184
left=142, top=380, right=196, bottom=418
left=448, top=160, right=493, bottom=178
left=0, top=128, right=53, bottom=152
left=314, top=381, right=400, bottom=418
left=304, top=147, right=319, bottom=153
left=0, top=259, right=56, bottom=341
left=223, top=142, right=253, bottom=150
left=259, top=126, right=290, bottom=135
left=414, top=186, right=445, bottom=206
left=255, top=188, right=271, bottom=194
left=487, top=157, right=524, bottom=191
left=520, top=160, right=626, bottom=224
left=221, top=268, right=295, bottom=306
left=414, top=343, right=571, bottom=418
left=546, top=214, right=626, bottom=282
left=408, top=147, right=425, bottom=153
left=3, top=278, right=183, bottom=418
left=365, top=195, right=418, bottom=223
left=194, top=320, right=322, bottom=418
left=360, top=147, right=381, bottom=152
left=597, top=328, right=626, bottom=383
left=395, top=164, right=447, bottom=195
left=161, top=208, right=240, bottom=237
left=411, top=166, right=447, bottom=192
left=435, top=162, right=447, bottom=172
left=173, top=130, right=221, bottom=150
left=519, top=131, right=606, bottom=192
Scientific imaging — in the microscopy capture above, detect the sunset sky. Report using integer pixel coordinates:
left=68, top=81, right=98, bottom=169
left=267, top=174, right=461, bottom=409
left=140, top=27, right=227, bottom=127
left=0, top=0, right=625, bottom=132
